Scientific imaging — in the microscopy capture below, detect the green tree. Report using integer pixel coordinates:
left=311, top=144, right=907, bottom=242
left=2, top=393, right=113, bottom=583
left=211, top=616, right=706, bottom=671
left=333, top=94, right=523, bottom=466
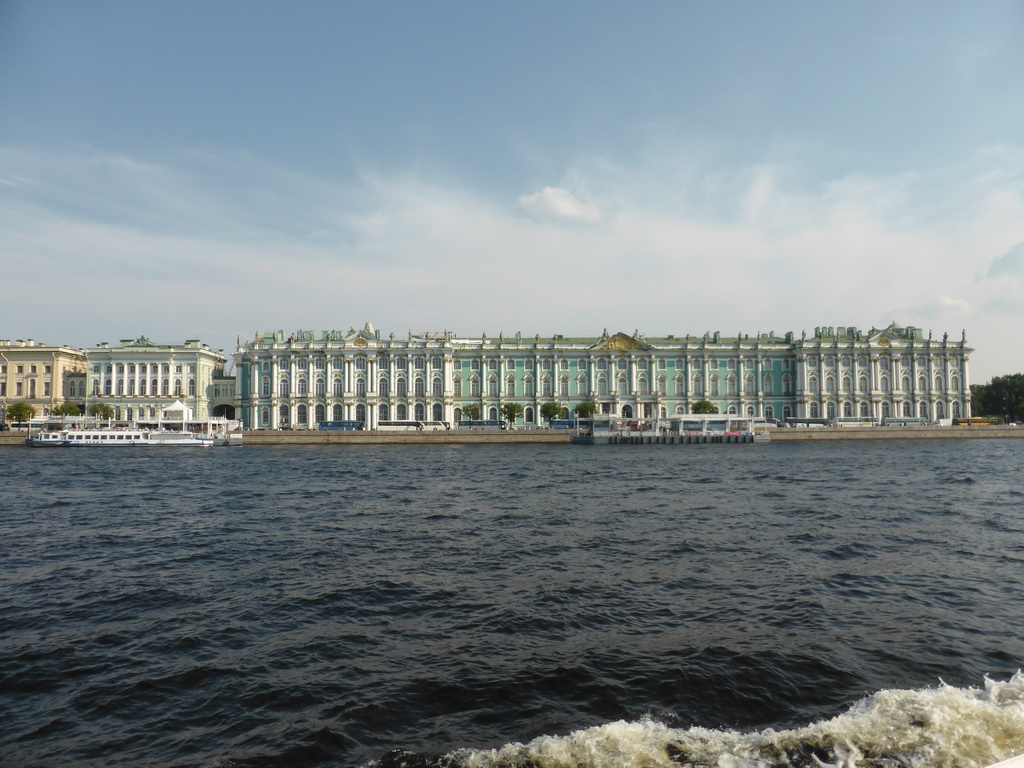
left=500, top=402, right=524, bottom=427
left=460, top=403, right=480, bottom=421
left=53, top=402, right=81, bottom=417
left=690, top=399, right=718, bottom=414
left=89, top=403, right=116, bottom=420
left=971, top=374, right=1024, bottom=421
left=5, top=402, right=35, bottom=423
left=540, top=402, right=564, bottom=424
left=574, top=401, right=599, bottom=418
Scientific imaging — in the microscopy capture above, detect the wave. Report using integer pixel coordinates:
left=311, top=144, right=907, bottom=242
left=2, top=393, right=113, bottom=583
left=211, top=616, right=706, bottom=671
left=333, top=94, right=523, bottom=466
left=368, top=673, right=1024, bottom=768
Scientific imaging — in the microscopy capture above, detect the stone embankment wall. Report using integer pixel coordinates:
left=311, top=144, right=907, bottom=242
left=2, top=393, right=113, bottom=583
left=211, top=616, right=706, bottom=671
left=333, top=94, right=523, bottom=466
left=240, top=430, right=571, bottom=445
left=768, top=426, right=1024, bottom=440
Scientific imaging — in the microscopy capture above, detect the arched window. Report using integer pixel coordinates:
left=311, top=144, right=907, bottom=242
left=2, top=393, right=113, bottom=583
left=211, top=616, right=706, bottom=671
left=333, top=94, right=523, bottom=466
left=261, top=408, right=270, bottom=426
left=488, top=406, right=498, bottom=421
left=765, top=405, right=774, bottom=419
left=525, top=407, right=535, bottom=423
left=378, top=403, right=389, bottom=421
left=859, top=401, right=869, bottom=417
left=859, top=376, right=868, bottom=393
left=397, top=378, right=408, bottom=397
left=471, top=378, right=481, bottom=396
left=808, top=375, right=818, bottom=394
left=638, top=377, right=649, bottom=395
left=415, top=403, right=425, bottom=420
left=356, top=404, right=366, bottom=422
left=843, top=401, right=853, bottom=417
left=316, top=378, right=326, bottom=396
left=658, top=377, right=667, bottom=396
left=809, top=402, right=820, bottom=418
left=525, top=378, right=535, bottom=397
left=153, top=378, right=160, bottom=395
left=334, top=378, right=343, bottom=396
left=902, top=376, right=910, bottom=392
left=881, top=402, right=891, bottom=418
left=333, top=404, right=343, bottom=420
left=782, top=375, right=793, bottom=395
left=544, top=378, right=554, bottom=396
left=934, top=375, right=944, bottom=391
left=297, top=378, right=307, bottom=396
left=379, top=377, right=389, bottom=396
left=597, top=377, right=608, bottom=396
left=432, top=403, right=443, bottom=421
left=746, top=405, right=755, bottom=417
left=726, top=376, right=736, bottom=396
left=783, top=404, right=792, bottom=419
left=279, top=404, right=289, bottom=425
left=396, top=403, right=408, bottom=420
left=903, top=401, right=912, bottom=417
left=710, top=376, right=720, bottom=396
left=825, top=377, right=835, bottom=394
left=356, top=378, right=366, bottom=397
left=675, top=376, right=686, bottom=396
left=951, top=375, right=960, bottom=392
left=280, top=378, right=290, bottom=397
left=315, top=404, right=325, bottom=422
left=918, top=375, right=927, bottom=391
left=452, top=378, right=461, bottom=397
left=763, top=374, right=773, bottom=394
left=727, top=404, right=738, bottom=414
left=414, top=378, right=425, bottom=397
left=919, top=402, right=929, bottom=418
left=880, top=376, right=890, bottom=394
left=936, top=401, right=945, bottom=419
left=297, top=405, right=308, bottom=424
left=952, top=401, right=962, bottom=418
left=488, top=378, right=498, bottom=397
left=560, top=378, right=569, bottom=397
left=617, top=377, right=628, bottom=396
left=433, top=378, right=443, bottom=396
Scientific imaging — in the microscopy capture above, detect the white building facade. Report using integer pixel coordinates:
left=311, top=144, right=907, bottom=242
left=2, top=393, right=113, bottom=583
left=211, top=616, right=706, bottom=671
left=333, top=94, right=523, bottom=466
left=87, top=337, right=227, bottom=422
left=233, top=322, right=973, bottom=429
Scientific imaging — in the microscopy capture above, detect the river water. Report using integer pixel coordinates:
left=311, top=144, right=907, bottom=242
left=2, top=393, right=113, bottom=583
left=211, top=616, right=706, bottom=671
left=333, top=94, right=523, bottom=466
left=2, top=439, right=1024, bottom=768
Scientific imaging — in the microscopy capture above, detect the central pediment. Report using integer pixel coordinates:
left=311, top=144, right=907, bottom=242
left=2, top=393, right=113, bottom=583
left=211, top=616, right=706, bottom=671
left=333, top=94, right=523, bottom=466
left=592, top=332, right=652, bottom=351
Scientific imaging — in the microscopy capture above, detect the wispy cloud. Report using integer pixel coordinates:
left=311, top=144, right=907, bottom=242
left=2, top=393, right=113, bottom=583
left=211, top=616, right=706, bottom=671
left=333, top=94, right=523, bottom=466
left=3, top=143, right=1024, bottom=378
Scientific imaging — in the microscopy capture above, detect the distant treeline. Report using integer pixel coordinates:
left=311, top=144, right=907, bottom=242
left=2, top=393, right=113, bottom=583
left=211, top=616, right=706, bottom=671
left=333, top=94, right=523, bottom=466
left=971, top=373, right=1024, bottom=422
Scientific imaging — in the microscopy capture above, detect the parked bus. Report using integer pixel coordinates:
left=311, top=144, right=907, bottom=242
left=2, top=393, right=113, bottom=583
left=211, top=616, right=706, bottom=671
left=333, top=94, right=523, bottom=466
left=832, top=417, right=879, bottom=427
left=318, top=420, right=366, bottom=431
left=549, top=418, right=585, bottom=430
left=456, top=419, right=507, bottom=430
left=882, top=417, right=929, bottom=427
left=953, top=417, right=1003, bottom=426
left=376, top=420, right=450, bottom=431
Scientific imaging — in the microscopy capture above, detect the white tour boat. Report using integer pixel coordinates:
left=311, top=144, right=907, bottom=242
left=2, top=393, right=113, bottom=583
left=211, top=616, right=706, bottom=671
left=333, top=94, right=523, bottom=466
left=27, top=428, right=216, bottom=447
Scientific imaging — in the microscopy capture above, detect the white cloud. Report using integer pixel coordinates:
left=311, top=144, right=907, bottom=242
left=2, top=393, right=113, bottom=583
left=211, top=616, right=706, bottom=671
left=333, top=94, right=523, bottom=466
left=515, top=186, right=605, bottom=225
left=3, top=143, right=1024, bottom=380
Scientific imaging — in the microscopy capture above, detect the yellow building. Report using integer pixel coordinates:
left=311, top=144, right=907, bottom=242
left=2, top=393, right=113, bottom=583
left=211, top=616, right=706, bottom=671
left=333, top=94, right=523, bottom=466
left=0, top=339, right=88, bottom=421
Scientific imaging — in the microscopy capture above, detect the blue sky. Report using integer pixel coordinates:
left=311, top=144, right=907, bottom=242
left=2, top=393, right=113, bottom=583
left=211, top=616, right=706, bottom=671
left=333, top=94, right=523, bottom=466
left=2, top=1, right=1023, bottom=380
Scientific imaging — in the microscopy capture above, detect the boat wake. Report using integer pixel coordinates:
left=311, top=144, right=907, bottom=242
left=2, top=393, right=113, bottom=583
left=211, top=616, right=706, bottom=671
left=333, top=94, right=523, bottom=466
left=368, top=673, right=1024, bottom=768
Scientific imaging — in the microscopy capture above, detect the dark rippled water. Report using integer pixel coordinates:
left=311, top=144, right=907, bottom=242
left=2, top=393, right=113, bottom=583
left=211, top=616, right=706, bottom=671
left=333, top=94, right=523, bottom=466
left=3, top=439, right=1024, bottom=768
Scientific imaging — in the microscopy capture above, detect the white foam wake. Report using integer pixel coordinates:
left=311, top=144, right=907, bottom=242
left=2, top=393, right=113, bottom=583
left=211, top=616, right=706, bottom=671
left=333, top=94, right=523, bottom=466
left=456, top=673, right=1024, bottom=768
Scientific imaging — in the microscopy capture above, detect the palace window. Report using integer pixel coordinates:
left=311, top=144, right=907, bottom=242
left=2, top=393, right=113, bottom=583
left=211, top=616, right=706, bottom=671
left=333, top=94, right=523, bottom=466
left=379, top=403, right=389, bottom=421
left=356, top=379, right=366, bottom=397
left=488, top=378, right=498, bottom=397
left=507, top=359, right=516, bottom=371
left=452, top=378, right=461, bottom=397
left=543, top=378, right=553, bottom=397
left=726, top=376, right=736, bottom=396
left=297, top=378, right=308, bottom=396
left=745, top=375, right=755, bottom=395
left=397, top=379, right=408, bottom=397
left=597, top=377, right=608, bottom=396
left=415, top=403, right=425, bottom=420
left=525, top=407, right=534, bottom=423
left=379, top=378, right=389, bottom=396
left=809, top=402, right=820, bottom=418
left=560, top=378, right=569, bottom=397
left=658, top=377, right=667, bottom=396
left=188, top=379, right=196, bottom=396
left=763, top=374, right=773, bottom=394
left=316, top=378, right=326, bottom=396
left=432, top=356, right=443, bottom=369
left=471, top=378, right=481, bottom=396
left=860, top=402, right=870, bottom=417
left=675, top=376, right=686, bottom=396
left=859, top=376, right=869, bottom=393
left=334, top=378, right=344, bottom=396
left=433, top=378, right=443, bottom=396
left=315, top=404, right=325, bottom=422
left=432, top=403, right=443, bottom=421
left=525, top=378, right=535, bottom=397
left=397, top=403, right=408, bottom=420
left=506, top=378, right=515, bottom=397
left=355, top=357, right=367, bottom=370
left=415, top=378, right=425, bottom=396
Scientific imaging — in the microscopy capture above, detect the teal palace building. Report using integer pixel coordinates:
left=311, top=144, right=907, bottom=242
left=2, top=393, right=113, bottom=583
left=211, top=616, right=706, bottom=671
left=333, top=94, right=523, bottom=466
left=233, top=322, right=972, bottom=430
